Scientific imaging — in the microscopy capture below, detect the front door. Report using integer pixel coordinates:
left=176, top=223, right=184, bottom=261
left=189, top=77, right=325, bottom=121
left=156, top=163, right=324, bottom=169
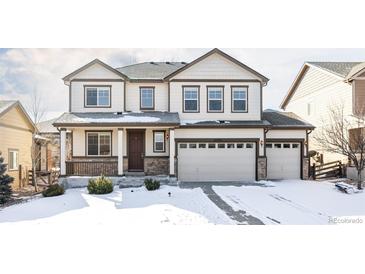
left=128, top=131, right=144, bottom=171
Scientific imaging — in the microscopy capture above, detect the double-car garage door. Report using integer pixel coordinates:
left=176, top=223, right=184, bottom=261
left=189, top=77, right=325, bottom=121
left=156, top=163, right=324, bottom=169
left=178, top=141, right=256, bottom=182
left=177, top=140, right=302, bottom=182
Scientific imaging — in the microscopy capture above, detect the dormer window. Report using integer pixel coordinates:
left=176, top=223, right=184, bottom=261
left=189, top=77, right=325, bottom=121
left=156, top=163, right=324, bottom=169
left=85, top=86, right=111, bottom=107
left=207, top=86, right=224, bottom=112
left=140, top=87, right=155, bottom=110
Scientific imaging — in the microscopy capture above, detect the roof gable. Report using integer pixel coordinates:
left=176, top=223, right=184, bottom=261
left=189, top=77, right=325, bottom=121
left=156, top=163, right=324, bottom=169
left=280, top=63, right=350, bottom=109
left=0, top=100, right=36, bottom=131
left=164, top=48, right=269, bottom=83
left=63, top=59, right=128, bottom=82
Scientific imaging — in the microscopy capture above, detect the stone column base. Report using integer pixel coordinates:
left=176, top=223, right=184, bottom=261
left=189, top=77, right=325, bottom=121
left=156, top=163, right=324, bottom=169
left=257, top=156, right=267, bottom=180
left=302, top=157, right=309, bottom=180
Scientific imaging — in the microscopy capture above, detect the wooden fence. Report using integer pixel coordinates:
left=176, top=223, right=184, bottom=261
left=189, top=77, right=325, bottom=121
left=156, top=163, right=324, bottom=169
left=311, top=161, right=343, bottom=180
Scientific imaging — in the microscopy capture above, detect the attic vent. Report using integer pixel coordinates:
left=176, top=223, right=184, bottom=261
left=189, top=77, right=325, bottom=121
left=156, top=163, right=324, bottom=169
left=181, top=62, right=187, bottom=64
left=116, top=112, right=123, bottom=115
left=218, top=120, right=225, bottom=124
left=150, top=62, right=155, bottom=65
left=166, top=62, right=170, bottom=64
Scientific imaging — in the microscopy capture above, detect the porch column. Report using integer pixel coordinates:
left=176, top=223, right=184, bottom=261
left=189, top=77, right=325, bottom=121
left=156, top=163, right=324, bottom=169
left=169, top=129, right=175, bottom=176
left=60, top=128, right=66, bottom=176
left=118, top=128, right=124, bottom=176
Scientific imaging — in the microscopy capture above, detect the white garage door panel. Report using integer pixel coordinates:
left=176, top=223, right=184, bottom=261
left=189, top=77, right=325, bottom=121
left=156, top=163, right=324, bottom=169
left=178, top=143, right=256, bottom=181
left=267, top=143, right=301, bottom=179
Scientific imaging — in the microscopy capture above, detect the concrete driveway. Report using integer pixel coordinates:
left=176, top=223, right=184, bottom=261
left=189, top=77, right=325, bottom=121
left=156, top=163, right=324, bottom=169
left=179, top=182, right=266, bottom=225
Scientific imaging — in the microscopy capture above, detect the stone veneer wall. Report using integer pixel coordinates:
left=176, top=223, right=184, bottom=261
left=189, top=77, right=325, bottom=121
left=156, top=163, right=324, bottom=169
left=257, top=156, right=267, bottom=180
left=144, top=157, right=169, bottom=175
left=302, top=157, right=309, bottom=180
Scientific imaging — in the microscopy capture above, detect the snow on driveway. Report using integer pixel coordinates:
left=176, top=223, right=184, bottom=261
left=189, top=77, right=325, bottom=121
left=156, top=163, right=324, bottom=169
left=213, top=180, right=365, bottom=225
left=0, top=185, right=233, bottom=225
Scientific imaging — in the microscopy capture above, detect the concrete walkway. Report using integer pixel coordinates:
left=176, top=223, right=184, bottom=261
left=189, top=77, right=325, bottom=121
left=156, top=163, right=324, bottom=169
left=179, top=182, right=265, bottom=225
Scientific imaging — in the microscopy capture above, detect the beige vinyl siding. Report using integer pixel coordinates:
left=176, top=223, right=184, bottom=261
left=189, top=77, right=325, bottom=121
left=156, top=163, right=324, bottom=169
left=71, top=127, right=170, bottom=158
left=71, top=81, right=124, bottom=113
left=286, top=66, right=352, bottom=163
left=175, top=128, right=264, bottom=156
left=171, top=53, right=261, bottom=80
left=125, top=82, right=168, bottom=112
left=0, top=106, right=33, bottom=189
left=70, top=63, right=122, bottom=79
left=353, top=80, right=365, bottom=113
left=170, top=81, right=261, bottom=121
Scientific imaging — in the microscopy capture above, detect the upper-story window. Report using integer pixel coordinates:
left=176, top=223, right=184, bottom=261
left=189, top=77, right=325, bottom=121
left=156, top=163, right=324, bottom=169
left=231, top=86, right=248, bottom=112
left=140, top=87, right=155, bottom=110
left=183, top=86, right=199, bottom=112
left=85, top=86, right=111, bottom=108
left=207, top=86, right=224, bottom=112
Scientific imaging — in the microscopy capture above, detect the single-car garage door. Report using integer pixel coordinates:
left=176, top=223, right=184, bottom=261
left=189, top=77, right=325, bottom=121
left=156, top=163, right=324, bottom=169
left=266, top=142, right=301, bottom=179
left=177, top=142, right=256, bottom=182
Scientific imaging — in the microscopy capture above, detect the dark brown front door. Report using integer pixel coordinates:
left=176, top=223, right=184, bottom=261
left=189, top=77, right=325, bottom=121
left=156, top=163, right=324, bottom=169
left=128, top=131, right=144, bottom=171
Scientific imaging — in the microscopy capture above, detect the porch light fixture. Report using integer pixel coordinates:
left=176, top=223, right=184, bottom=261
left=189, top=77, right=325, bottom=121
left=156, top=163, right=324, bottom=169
left=166, top=133, right=169, bottom=139
left=260, top=140, right=264, bottom=147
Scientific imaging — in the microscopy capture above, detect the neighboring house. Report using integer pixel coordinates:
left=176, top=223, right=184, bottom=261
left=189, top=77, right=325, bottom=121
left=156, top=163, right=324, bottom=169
left=0, top=100, right=36, bottom=189
left=53, top=48, right=314, bottom=182
left=280, top=61, right=365, bottom=164
left=37, top=118, right=71, bottom=171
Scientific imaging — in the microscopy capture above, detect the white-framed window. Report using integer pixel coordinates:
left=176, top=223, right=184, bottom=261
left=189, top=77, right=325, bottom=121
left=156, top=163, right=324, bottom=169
left=183, top=86, right=199, bottom=112
left=8, top=149, right=18, bottom=171
left=85, top=86, right=111, bottom=107
left=140, top=87, right=154, bottom=109
left=153, top=131, right=165, bottom=152
left=207, top=86, right=223, bottom=112
left=232, top=86, right=248, bottom=112
left=86, top=132, right=111, bottom=156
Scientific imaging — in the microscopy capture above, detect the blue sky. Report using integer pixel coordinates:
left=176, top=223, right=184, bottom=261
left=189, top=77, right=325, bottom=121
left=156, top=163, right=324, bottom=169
left=1, top=48, right=365, bottom=121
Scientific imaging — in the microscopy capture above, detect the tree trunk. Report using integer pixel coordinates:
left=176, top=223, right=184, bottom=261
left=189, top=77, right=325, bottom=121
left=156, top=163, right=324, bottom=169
left=33, top=167, right=38, bottom=192
left=357, top=168, right=363, bottom=190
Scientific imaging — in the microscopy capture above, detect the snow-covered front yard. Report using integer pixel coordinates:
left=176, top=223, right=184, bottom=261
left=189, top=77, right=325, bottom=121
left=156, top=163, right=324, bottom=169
left=214, top=180, right=365, bottom=225
left=0, top=185, right=233, bottom=225
left=0, top=180, right=364, bottom=225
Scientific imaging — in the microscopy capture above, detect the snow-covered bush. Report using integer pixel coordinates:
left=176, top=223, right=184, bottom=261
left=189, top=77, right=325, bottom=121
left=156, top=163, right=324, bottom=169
left=0, top=152, right=14, bottom=204
left=144, top=178, right=160, bottom=191
left=87, top=175, right=113, bottom=194
left=42, top=184, right=65, bottom=197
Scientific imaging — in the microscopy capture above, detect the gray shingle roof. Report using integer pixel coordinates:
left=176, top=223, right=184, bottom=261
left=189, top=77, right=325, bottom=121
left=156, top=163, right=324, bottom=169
left=263, top=110, right=314, bottom=129
left=116, top=62, right=186, bottom=80
left=37, top=118, right=59, bottom=133
left=53, top=112, right=180, bottom=126
left=307, top=62, right=362, bottom=78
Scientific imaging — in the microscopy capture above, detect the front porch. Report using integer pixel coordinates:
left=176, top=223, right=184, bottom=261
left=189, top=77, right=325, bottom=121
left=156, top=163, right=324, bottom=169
left=54, top=112, right=180, bottom=177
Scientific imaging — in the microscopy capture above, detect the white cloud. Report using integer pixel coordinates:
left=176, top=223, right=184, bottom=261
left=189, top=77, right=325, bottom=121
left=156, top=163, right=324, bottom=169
left=1, top=48, right=365, bottom=121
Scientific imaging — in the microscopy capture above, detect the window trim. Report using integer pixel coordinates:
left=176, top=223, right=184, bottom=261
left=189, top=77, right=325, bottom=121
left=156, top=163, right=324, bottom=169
left=231, top=85, right=248, bottom=113
left=84, top=85, right=112, bottom=108
left=153, top=130, right=166, bottom=153
left=85, top=131, right=112, bottom=157
left=182, top=85, right=200, bottom=113
left=8, top=149, right=19, bottom=171
left=140, top=86, right=155, bottom=110
left=207, top=86, right=224, bottom=113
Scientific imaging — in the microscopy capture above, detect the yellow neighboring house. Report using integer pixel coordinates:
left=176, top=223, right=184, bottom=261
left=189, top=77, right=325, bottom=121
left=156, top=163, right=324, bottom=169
left=0, top=100, right=36, bottom=189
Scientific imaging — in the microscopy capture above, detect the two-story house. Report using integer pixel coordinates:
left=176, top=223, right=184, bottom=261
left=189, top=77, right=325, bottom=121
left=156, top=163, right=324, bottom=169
left=280, top=61, right=365, bottom=164
left=53, top=48, right=314, bottom=182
